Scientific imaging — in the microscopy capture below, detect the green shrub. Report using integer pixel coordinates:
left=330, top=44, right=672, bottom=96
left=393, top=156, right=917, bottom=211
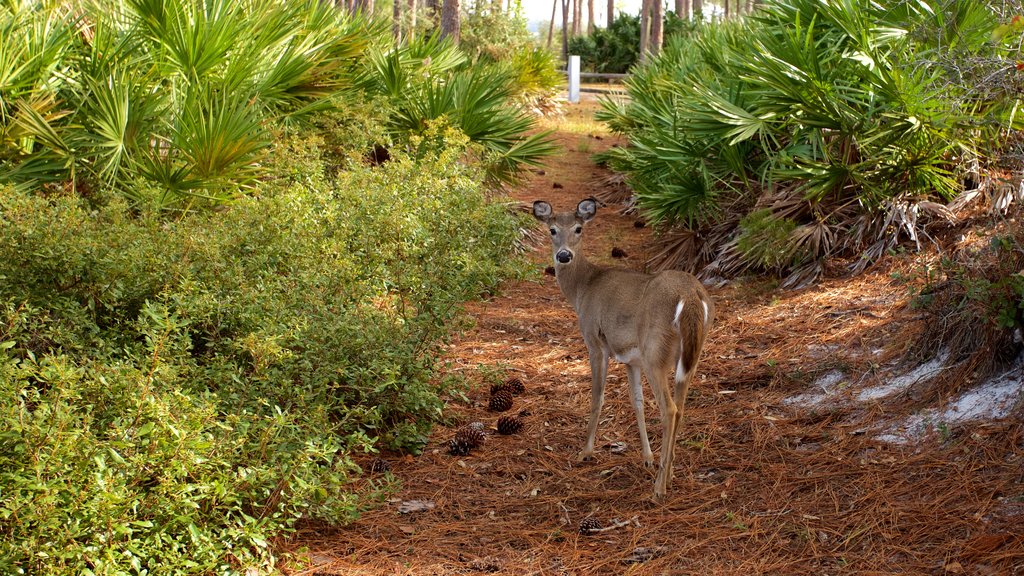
left=356, top=35, right=557, bottom=185
left=599, top=0, right=1014, bottom=286
left=0, top=127, right=527, bottom=573
left=505, top=46, right=564, bottom=105
left=569, top=14, right=640, bottom=74
left=569, top=12, right=699, bottom=74
left=905, top=226, right=1024, bottom=392
left=736, top=209, right=799, bottom=271
left=459, top=1, right=534, bottom=62
left=0, top=0, right=382, bottom=208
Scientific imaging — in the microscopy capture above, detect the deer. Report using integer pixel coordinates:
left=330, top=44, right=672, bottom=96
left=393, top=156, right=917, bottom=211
left=532, top=198, right=714, bottom=503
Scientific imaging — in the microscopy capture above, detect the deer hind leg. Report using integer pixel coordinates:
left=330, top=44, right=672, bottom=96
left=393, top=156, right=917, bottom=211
left=625, top=363, right=654, bottom=469
left=646, top=360, right=678, bottom=503
left=670, top=355, right=695, bottom=483
left=672, top=320, right=706, bottom=479
left=578, top=343, right=609, bottom=462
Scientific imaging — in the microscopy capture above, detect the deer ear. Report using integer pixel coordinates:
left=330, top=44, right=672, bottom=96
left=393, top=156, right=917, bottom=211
left=532, top=200, right=552, bottom=221
left=576, top=198, right=597, bottom=222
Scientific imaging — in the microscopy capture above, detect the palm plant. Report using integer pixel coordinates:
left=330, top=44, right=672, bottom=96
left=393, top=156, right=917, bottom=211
left=356, top=35, right=557, bottom=186
left=600, top=0, right=1005, bottom=287
left=2, top=0, right=380, bottom=208
left=0, top=6, right=78, bottom=188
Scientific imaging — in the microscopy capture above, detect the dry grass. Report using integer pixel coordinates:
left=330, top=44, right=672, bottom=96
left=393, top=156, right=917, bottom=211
left=282, top=101, right=1024, bottom=576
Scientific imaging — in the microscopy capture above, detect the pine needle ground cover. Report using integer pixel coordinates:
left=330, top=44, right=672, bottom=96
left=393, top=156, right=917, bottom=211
left=288, top=116, right=1023, bottom=575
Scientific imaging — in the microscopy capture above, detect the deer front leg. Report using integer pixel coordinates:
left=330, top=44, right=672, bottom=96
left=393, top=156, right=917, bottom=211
left=625, top=363, right=654, bottom=470
left=578, top=344, right=609, bottom=462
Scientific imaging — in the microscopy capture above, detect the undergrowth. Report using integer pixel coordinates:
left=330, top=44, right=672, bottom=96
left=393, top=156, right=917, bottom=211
left=0, top=124, right=527, bottom=574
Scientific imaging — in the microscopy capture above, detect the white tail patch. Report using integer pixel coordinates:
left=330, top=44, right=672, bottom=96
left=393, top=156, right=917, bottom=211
left=673, top=300, right=685, bottom=327
left=675, top=354, right=684, bottom=385
left=702, top=300, right=710, bottom=327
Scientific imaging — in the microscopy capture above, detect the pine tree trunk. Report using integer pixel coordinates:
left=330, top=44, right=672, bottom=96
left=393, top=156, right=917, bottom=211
left=441, top=0, right=460, bottom=42
left=693, top=0, right=702, bottom=18
left=407, top=0, right=417, bottom=39
left=639, top=0, right=650, bottom=63
left=393, top=0, right=402, bottom=40
left=606, top=0, right=613, bottom=27
left=650, top=0, right=662, bottom=55
left=574, top=0, right=582, bottom=36
left=587, top=0, right=594, bottom=34
left=547, top=0, right=557, bottom=49
left=561, top=0, right=570, bottom=61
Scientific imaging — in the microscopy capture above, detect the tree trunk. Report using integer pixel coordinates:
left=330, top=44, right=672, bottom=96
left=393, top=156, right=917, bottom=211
left=587, top=0, right=594, bottom=34
left=606, top=0, right=613, bottom=27
left=639, top=0, right=650, bottom=63
left=547, top=0, right=557, bottom=49
left=407, top=0, right=417, bottom=39
left=650, top=0, right=663, bottom=55
left=693, top=0, right=702, bottom=18
left=573, top=0, right=582, bottom=36
left=441, top=0, right=460, bottom=42
left=393, top=0, right=402, bottom=41
left=724, top=0, right=729, bottom=18
left=561, top=0, right=570, bottom=61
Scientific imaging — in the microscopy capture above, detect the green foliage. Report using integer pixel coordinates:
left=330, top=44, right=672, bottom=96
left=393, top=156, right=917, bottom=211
left=569, top=14, right=640, bottom=74
left=0, top=0, right=383, bottom=208
left=505, top=46, right=564, bottom=103
left=600, top=0, right=1016, bottom=286
left=907, top=226, right=1024, bottom=382
left=737, top=209, right=799, bottom=270
left=569, top=12, right=700, bottom=74
left=356, top=35, right=557, bottom=185
left=459, top=1, right=534, bottom=62
left=0, top=125, right=526, bottom=572
left=922, top=234, right=1024, bottom=332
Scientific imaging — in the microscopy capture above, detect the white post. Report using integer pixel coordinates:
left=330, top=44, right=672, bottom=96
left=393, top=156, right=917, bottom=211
left=568, top=55, right=580, bottom=104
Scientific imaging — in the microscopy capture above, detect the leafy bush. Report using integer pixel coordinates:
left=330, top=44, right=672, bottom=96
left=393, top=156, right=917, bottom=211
left=599, top=0, right=1017, bottom=286
left=505, top=46, right=564, bottom=106
left=905, top=224, right=1024, bottom=397
left=568, top=14, right=640, bottom=74
left=459, top=1, right=535, bottom=62
left=0, top=127, right=527, bottom=573
left=568, top=12, right=700, bottom=74
left=356, top=35, right=557, bottom=185
left=0, top=0, right=382, bottom=208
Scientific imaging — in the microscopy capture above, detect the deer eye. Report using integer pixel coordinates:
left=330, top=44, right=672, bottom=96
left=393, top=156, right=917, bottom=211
left=574, top=226, right=582, bottom=234
left=550, top=228, right=557, bottom=236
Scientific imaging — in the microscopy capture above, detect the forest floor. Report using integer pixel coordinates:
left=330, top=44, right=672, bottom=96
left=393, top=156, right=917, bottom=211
left=284, top=101, right=1024, bottom=575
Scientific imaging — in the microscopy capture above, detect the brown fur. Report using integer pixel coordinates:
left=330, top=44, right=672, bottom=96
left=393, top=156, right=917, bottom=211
left=533, top=199, right=714, bottom=503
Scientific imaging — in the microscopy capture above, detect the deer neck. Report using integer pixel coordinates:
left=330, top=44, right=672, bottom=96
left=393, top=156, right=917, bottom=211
left=555, top=254, right=600, bottom=312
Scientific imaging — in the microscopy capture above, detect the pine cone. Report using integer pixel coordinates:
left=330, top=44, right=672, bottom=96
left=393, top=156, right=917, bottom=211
left=491, top=377, right=525, bottom=396
left=447, top=438, right=472, bottom=456
left=496, top=414, right=524, bottom=435
left=579, top=517, right=602, bottom=535
left=488, top=390, right=514, bottom=412
left=369, top=458, right=390, bottom=473
left=454, top=426, right=486, bottom=448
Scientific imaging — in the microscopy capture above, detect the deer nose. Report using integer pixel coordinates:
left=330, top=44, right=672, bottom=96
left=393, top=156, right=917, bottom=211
left=556, top=249, right=573, bottom=264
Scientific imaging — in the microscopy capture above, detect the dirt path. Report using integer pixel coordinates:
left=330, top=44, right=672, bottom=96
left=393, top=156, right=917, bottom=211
left=286, top=102, right=1024, bottom=575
